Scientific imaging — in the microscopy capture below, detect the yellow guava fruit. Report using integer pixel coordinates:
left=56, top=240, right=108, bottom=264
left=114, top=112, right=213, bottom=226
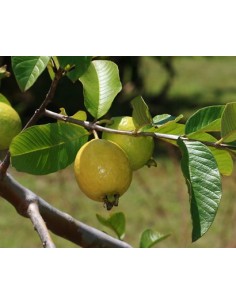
left=0, top=102, right=22, bottom=150
left=102, top=116, right=154, bottom=170
left=74, top=139, right=133, bottom=210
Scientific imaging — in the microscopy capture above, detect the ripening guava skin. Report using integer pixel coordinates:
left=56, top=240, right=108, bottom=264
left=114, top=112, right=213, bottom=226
left=74, top=139, right=133, bottom=210
left=102, top=116, right=154, bottom=170
left=0, top=102, right=22, bottom=150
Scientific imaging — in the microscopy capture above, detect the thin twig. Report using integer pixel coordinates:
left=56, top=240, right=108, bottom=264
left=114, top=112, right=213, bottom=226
left=0, top=173, right=132, bottom=248
left=44, top=109, right=236, bottom=151
left=23, top=68, right=64, bottom=130
left=27, top=201, right=56, bottom=248
left=0, top=68, right=64, bottom=179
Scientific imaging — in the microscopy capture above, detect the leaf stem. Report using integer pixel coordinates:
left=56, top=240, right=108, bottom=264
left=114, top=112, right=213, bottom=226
left=92, top=129, right=99, bottom=139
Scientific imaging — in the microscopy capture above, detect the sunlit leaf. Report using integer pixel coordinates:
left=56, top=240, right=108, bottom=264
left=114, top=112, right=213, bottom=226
left=10, top=123, right=89, bottom=175
left=12, top=56, right=50, bottom=91
left=79, top=60, right=122, bottom=119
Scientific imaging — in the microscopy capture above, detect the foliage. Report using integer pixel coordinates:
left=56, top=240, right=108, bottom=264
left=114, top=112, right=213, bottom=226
left=139, top=229, right=170, bottom=248
left=1, top=56, right=236, bottom=247
left=96, top=212, right=126, bottom=240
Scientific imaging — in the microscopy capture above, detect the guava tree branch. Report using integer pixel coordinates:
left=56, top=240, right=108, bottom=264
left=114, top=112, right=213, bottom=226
left=0, top=172, right=131, bottom=248
left=44, top=109, right=236, bottom=151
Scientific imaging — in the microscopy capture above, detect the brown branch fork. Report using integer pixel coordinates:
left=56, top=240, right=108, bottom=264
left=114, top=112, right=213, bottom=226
left=0, top=172, right=131, bottom=248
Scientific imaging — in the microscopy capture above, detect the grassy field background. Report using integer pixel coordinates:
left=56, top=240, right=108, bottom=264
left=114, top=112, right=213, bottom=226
left=1, top=56, right=236, bottom=247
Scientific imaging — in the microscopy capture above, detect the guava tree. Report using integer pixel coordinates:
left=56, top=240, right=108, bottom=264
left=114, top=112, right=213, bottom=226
left=0, top=56, right=235, bottom=248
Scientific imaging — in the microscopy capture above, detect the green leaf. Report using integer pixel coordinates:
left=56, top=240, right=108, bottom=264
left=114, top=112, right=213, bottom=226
left=10, top=123, right=89, bottom=175
left=189, top=132, right=233, bottom=176
left=79, top=60, right=122, bottom=119
left=131, top=96, right=152, bottom=128
left=96, top=212, right=125, bottom=240
left=11, top=56, right=50, bottom=91
left=59, top=108, right=87, bottom=122
left=59, top=107, right=67, bottom=116
left=142, top=121, right=185, bottom=135
left=221, top=102, right=236, bottom=142
left=139, top=229, right=170, bottom=248
left=71, top=110, right=87, bottom=121
left=57, top=56, right=92, bottom=82
left=153, top=114, right=183, bottom=126
left=185, top=105, right=224, bottom=135
left=177, top=139, right=222, bottom=242
left=142, top=122, right=185, bottom=146
left=0, top=93, right=11, bottom=105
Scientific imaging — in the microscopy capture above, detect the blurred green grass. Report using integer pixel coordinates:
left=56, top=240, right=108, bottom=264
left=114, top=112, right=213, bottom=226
left=1, top=56, right=236, bottom=247
left=140, top=56, right=236, bottom=118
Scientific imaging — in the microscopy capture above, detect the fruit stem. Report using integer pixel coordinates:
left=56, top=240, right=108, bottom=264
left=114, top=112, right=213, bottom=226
left=92, top=129, right=99, bottom=139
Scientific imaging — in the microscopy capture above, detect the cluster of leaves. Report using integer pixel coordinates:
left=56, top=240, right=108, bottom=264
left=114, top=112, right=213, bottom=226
left=9, top=56, right=122, bottom=174
left=96, top=212, right=170, bottom=247
left=2, top=56, right=236, bottom=245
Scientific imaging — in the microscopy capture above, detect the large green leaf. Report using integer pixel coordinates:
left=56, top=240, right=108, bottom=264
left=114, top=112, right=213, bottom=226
left=79, top=60, right=122, bottom=119
left=221, top=102, right=236, bottom=142
left=96, top=212, right=126, bottom=240
left=10, top=123, right=89, bottom=175
left=185, top=105, right=224, bottom=135
left=139, top=229, right=170, bottom=248
left=188, top=132, right=233, bottom=176
left=131, top=96, right=152, bottom=128
left=57, top=56, right=92, bottom=82
left=11, top=56, right=50, bottom=91
left=177, top=139, right=222, bottom=242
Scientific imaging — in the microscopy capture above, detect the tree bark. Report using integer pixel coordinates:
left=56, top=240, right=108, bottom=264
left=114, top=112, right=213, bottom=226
left=0, top=173, right=132, bottom=248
